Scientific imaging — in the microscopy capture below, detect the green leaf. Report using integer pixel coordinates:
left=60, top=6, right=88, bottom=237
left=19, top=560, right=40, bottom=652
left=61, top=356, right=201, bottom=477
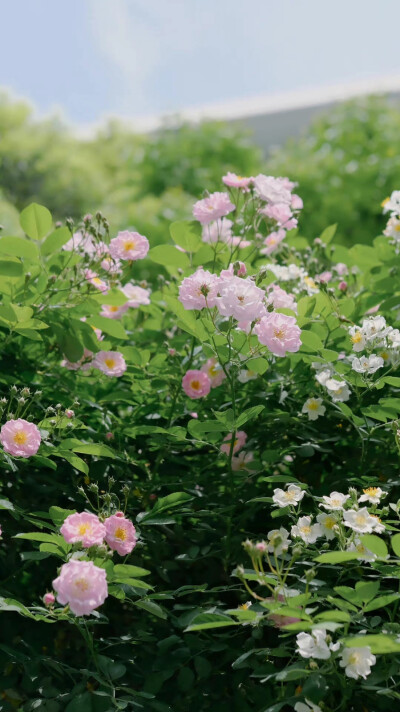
left=71, top=443, right=116, bottom=458
left=185, top=613, right=237, bottom=632
left=315, top=551, right=362, bottom=564
left=49, top=506, right=76, bottom=527
left=41, top=227, right=71, bottom=255
left=392, top=533, right=400, bottom=557
left=319, top=224, right=337, bottom=244
left=113, top=564, right=150, bottom=579
left=170, top=221, right=201, bottom=252
left=0, top=258, right=23, bottom=276
left=0, top=498, right=14, bottom=511
left=245, top=357, right=269, bottom=374
left=300, top=330, right=324, bottom=352
left=360, top=534, right=388, bottom=558
left=14, top=532, right=65, bottom=545
left=133, top=598, right=167, bottom=619
left=53, top=451, right=89, bottom=475
left=20, top=203, right=52, bottom=240
left=236, top=405, right=265, bottom=428
left=88, top=315, right=128, bottom=340
left=0, top=237, right=39, bottom=262
left=342, top=634, right=400, bottom=654
left=364, top=593, right=400, bottom=612
left=148, top=244, right=190, bottom=268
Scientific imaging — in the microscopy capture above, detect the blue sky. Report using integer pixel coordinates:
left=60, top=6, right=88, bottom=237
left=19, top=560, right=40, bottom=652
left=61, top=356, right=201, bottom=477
left=2, top=0, right=400, bottom=125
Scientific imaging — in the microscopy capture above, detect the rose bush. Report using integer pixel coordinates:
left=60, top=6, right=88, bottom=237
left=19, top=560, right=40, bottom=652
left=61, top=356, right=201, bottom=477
left=1, top=172, right=400, bottom=712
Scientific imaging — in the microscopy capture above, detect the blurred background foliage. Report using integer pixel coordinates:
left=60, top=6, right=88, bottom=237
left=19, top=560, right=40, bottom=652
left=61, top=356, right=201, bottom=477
left=1, top=92, right=400, bottom=245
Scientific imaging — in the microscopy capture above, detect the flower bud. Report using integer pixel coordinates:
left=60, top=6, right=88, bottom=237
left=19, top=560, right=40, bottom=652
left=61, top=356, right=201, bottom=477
left=105, top=432, right=114, bottom=441
left=65, top=409, right=75, bottom=419
left=43, top=593, right=55, bottom=606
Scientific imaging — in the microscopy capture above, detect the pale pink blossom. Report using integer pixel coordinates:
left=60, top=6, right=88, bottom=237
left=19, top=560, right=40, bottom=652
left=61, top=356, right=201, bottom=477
left=61, top=512, right=106, bottom=548
left=266, top=285, right=297, bottom=312
left=105, top=432, right=114, bottom=440
left=201, top=358, right=226, bottom=387
left=53, top=560, right=108, bottom=616
left=93, top=351, right=127, bottom=377
left=255, top=313, right=301, bottom=356
left=220, top=431, right=247, bottom=455
left=260, top=229, right=286, bottom=255
left=231, top=451, right=254, bottom=471
left=43, top=592, right=55, bottom=606
left=100, top=256, right=123, bottom=274
left=222, top=172, right=253, bottom=190
left=109, top=231, right=149, bottom=261
left=291, top=194, right=303, bottom=210
left=226, top=235, right=252, bottom=248
left=100, top=304, right=129, bottom=319
left=316, top=271, right=332, bottom=283
left=84, top=269, right=109, bottom=294
left=216, top=276, right=266, bottom=322
left=0, top=419, right=41, bottom=458
left=65, top=409, right=75, bottom=419
left=262, top=203, right=297, bottom=229
left=193, top=192, right=235, bottom=225
left=189, top=412, right=198, bottom=418
left=121, top=283, right=151, bottom=307
left=104, top=513, right=137, bottom=556
left=202, top=218, right=233, bottom=244
left=253, top=175, right=292, bottom=204
left=182, top=370, right=211, bottom=399
left=178, top=268, right=220, bottom=310
left=338, top=281, right=348, bottom=291
left=334, top=263, right=349, bottom=276
left=63, top=231, right=97, bottom=255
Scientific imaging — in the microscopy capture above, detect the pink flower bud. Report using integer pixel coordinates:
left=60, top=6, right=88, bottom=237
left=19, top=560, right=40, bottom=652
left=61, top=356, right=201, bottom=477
left=168, top=348, right=176, bottom=356
left=338, top=281, right=348, bottom=291
left=115, top=511, right=125, bottom=518
left=105, top=432, right=114, bottom=440
left=189, top=412, right=198, bottom=419
left=65, top=409, right=75, bottom=419
left=43, top=592, right=55, bottom=606
left=149, top=494, right=157, bottom=501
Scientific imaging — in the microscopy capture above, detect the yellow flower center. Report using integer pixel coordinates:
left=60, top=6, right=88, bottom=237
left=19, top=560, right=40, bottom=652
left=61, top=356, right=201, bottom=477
left=285, top=491, right=296, bottom=501
left=208, top=365, right=218, bottom=377
left=191, top=380, right=200, bottom=390
left=114, top=526, right=127, bottom=541
left=274, top=328, right=285, bottom=340
left=123, top=240, right=135, bottom=251
left=381, top=197, right=390, bottom=207
left=109, top=306, right=119, bottom=312
left=13, top=431, right=28, bottom=445
left=74, top=578, right=89, bottom=591
left=308, top=400, right=319, bottom=410
left=304, top=277, right=317, bottom=289
left=351, top=332, right=363, bottom=344
left=330, top=498, right=341, bottom=507
left=300, top=525, right=312, bottom=536
left=364, top=487, right=378, bottom=496
left=78, top=524, right=91, bottom=535
left=324, top=516, right=336, bottom=529
left=92, top=278, right=103, bottom=286
left=104, top=358, right=116, bottom=369
left=349, top=652, right=360, bottom=665
left=356, top=514, right=366, bottom=526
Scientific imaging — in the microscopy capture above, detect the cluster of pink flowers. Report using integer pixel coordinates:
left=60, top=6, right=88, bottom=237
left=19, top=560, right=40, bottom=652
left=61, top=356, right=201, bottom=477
left=61, top=510, right=137, bottom=555
left=0, top=419, right=41, bottom=458
left=220, top=430, right=254, bottom=471
left=254, top=175, right=303, bottom=254
left=62, top=350, right=127, bottom=378
left=178, top=267, right=301, bottom=356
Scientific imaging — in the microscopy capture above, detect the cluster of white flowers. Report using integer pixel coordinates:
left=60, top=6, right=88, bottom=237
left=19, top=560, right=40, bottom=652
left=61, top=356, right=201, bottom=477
left=348, top=315, right=400, bottom=371
left=297, top=631, right=376, bottom=680
left=312, top=362, right=351, bottom=403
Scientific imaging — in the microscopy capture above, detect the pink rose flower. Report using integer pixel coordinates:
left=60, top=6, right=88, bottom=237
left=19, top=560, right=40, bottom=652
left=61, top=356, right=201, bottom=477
left=100, top=256, right=122, bottom=274
left=43, top=592, right=55, bottom=606
left=334, top=262, right=349, bottom=276
left=0, top=419, right=41, bottom=458
left=104, top=513, right=137, bottom=556
left=100, top=304, right=129, bottom=319
left=93, top=351, right=127, bottom=377
left=220, top=430, right=247, bottom=456
left=255, top=313, right=301, bottom=357
left=253, top=175, right=292, bottom=204
left=193, top=192, right=235, bottom=225
left=63, top=231, right=97, bottom=255
left=266, top=285, right=297, bottom=313
left=216, top=276, right=266, bottom=322
left=222, top=172, right=253, bottom=190
left=53, top=560, right=108, bottom=616
left=61, top=348, right=93, bottom=372
left=200, top=358, right=226, bottom=388
left=121, top=283, right=151, bottom=307
left=220, top=262, right=247, bottom=278
left=316, top=270, right=332, bottom=283
left=84, top=269, right=109, bottom=294
left=291, top=194, right=303, bottom=210
left=178, top=268, right=220, bottom=310
left=60, top=512, right=106, bottom=548
left=182, top=370, right=211, bottom=399
left=260, top=229, right=286, bottom=256
left=109, top=231, right=149, bottom=261
left=262, top=203, right=297, bottom=229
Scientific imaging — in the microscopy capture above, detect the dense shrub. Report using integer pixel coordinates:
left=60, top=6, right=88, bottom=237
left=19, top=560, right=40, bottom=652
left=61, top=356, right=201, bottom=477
left=1, top=173, right=400, bottom=712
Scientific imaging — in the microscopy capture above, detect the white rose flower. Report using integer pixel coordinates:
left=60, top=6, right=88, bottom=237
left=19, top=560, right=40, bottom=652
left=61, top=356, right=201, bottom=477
left=301, top=397, right=326, bottom=421
left=315, top=368, right=334, bottom=386
left=370, top=514, right=385, bottom=534
left=347, top=536, right=377, bottom=562
left=291, top=515, right=323, bottom=544
left=361, top=315, right=388, bottom=341
left=358, top=486, right=385, bottom=504
left=339, top=646, right=376, bottom=680
left=296, top=630, right=331, bottom=660
left=272, top=484, right=305, bottom=508
left=382, top=190, right=400, bottom=214
left=343, top=507, right=377, bottom=533
left=351, top=354, right=384, bottom=374
left=320, top=491, right=349, bottom=511
left=316, top=512, right=338, bottom=540
left=295, top=700, right=322, bottom=712
left=388, top=328, right=400, bottom=348
left=348, top=326, right=366, bottom=352
left=325, top=378, right=351, bottom=402
left=266, top=528, right=291, bottom=556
